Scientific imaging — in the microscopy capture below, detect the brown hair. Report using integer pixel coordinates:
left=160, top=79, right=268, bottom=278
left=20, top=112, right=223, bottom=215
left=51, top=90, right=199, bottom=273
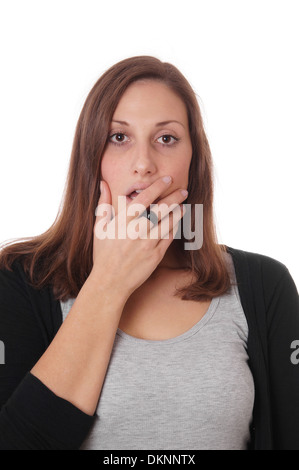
left=0, top=55, right=231, bottom=301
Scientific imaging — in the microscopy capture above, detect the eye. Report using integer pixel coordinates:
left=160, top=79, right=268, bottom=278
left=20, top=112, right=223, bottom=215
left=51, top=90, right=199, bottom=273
left=157, top=134, right=179, bottom=145
left=108, top=133, right=129, bottom=146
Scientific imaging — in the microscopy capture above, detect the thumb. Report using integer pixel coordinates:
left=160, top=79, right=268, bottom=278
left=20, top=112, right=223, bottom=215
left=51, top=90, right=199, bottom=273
left=99, top=180, right=111, bottom=204
left=95, top=180, right=113, bottom=228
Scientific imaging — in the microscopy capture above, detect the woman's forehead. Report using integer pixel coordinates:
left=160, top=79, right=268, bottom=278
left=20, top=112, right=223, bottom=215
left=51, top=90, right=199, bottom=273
left=112, top=80, right=189, bottom=127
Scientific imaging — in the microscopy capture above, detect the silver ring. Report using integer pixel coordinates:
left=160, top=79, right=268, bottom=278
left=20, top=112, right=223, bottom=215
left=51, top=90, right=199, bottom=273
left=140, top=209, right=159, bottom=226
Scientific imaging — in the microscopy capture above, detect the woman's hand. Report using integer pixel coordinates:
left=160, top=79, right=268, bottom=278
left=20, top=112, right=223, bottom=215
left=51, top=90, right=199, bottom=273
left=30, top=176, right=187, bottom=419
left=90, top=176, right=187, bottom=297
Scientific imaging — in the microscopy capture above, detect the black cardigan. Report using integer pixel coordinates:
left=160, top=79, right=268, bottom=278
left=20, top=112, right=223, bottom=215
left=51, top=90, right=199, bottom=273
left=0, top=246, right=298, bottom=450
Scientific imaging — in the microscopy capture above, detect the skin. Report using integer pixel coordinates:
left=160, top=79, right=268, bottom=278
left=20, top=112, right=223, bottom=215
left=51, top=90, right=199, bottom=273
left=30, top=82, right=199, bottom=416
left=101, top=79, right=193, bottom=269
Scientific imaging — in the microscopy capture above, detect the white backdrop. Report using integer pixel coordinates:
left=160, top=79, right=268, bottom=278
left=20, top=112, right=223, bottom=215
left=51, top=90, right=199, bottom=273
left=0, top=0, right=298, bottom=287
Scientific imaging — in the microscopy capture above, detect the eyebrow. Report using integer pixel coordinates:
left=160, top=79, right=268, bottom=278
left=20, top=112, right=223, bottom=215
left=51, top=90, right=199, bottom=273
left=111, top=119, right=185, bottom=129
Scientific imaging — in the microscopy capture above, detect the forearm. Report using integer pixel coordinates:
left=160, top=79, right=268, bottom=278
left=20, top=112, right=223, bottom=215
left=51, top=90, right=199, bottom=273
left=31, top=273, right=127, bottom=416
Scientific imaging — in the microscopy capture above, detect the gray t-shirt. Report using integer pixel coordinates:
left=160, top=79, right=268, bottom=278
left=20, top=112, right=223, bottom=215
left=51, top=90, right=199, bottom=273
left=60, top=253, right=255, bottom=450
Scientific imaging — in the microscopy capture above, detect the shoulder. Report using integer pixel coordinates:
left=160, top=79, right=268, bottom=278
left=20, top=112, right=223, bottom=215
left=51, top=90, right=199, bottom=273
left=0, top=258, right=30, bottom=297
left=0, top=257, right=51, bottom=299
left=0, top=258, right=62, bottom=344
left=226, top=245, right=291, bottom=285
left=226, top=246, right=298, bottom=316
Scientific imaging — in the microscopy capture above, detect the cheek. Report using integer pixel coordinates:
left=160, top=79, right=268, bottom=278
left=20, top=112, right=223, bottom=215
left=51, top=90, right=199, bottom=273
left=101, top=156, right=124, bottom=190
left=100, top=154, right=115, bottom=181
left=100, top=156, right=125, bottom=212
left=171, top=159, right=191, bottom=187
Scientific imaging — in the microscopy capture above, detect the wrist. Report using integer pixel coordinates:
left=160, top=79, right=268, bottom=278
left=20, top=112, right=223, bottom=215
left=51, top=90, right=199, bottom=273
left=86, top=269, right=129, bottom=306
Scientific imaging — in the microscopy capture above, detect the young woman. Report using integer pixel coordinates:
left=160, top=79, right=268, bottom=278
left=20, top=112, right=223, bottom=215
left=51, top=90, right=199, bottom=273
left=0, top=56, right=298, bottom=450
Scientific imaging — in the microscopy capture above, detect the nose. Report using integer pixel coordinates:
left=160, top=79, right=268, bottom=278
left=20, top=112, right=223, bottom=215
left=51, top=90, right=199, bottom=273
left=130, top=142, right=157, bottom=176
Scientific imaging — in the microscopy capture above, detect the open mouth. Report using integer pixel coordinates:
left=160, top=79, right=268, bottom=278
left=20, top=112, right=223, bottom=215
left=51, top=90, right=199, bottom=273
left=127, top=190, right=143, bottom=200
left=126, top=190, right=160, bottom=206
left=126, top=189, right=143, bottom=204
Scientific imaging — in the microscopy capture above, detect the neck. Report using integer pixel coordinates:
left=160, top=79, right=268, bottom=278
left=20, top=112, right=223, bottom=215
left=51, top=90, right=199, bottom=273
left=156, top=242, right=189, bottom=270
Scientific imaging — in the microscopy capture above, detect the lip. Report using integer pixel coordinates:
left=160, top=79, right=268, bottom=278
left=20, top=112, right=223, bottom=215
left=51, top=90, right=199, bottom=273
left=125, top=182, right=162, bottom=206
left=125, top=182, right=153, bottom=197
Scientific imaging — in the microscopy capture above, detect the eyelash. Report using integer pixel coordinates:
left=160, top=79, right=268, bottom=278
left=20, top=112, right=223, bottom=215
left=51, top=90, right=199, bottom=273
left=108, top=132, right=180, bottom=147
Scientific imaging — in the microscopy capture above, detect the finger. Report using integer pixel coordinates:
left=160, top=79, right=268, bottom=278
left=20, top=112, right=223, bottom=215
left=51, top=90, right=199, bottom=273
left=151, top=204, right=185, bottom=241
left=130, top=187, right=187, bottom=241
left=164, top=205, right=186, bottom=240
left=148, top=188, right=188, bottom=223
left=94, top=180, right=113, bottom=239
left=124, top=175, right=173, bottom=223
left=154, top=207, right=184, bottom=254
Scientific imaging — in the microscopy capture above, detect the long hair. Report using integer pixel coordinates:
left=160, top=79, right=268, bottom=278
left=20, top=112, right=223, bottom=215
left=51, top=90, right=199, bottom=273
left=0, top=56, right=231, bottom=301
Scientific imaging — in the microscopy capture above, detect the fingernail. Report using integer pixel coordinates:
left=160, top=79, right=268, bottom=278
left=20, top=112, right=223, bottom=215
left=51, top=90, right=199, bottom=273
left=100, top=180, right=103, bottom=192
left=163, top=176, right=172, bottom=183
left=181, top=189, right=188, bottom=197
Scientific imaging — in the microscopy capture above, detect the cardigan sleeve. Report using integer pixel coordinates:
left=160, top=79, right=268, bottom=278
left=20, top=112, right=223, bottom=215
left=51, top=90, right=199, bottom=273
left=0, top=263, right=94, bottom=449
left=265, top=264, right=299, bottom=450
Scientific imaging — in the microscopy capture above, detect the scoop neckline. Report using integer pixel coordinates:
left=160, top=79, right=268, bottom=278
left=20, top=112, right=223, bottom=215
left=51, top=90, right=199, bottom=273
left=116, top=296, right=220, bottom=345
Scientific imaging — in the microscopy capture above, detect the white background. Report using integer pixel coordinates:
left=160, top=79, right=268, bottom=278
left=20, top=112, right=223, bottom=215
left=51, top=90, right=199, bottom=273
left=0, top=0, right=298, bottom=287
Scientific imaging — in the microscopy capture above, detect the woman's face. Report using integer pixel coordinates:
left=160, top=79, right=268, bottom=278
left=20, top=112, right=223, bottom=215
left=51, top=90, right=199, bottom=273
left=101, top=80, right=193, bottom=215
